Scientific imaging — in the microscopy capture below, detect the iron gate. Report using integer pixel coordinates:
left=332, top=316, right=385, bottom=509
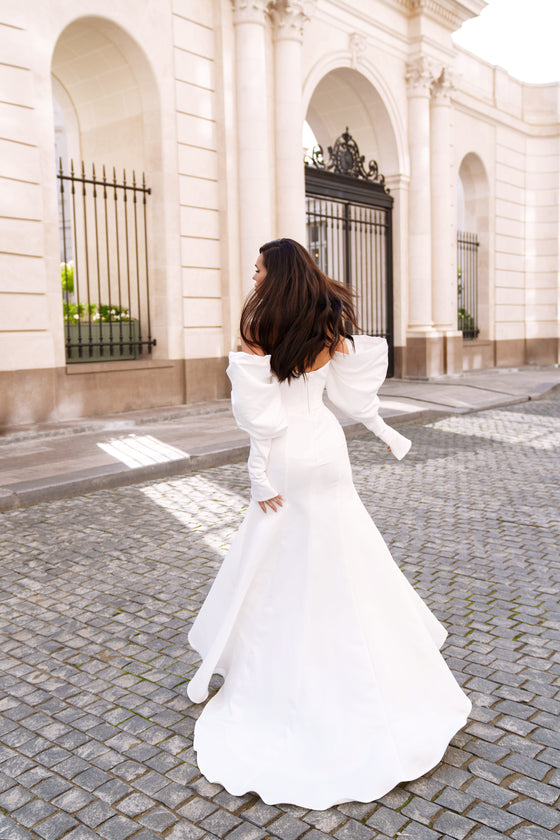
left=305, top=129, right=394, bottom=375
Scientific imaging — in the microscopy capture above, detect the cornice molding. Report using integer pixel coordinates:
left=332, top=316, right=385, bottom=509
left=396, top=0, right=487, bottom=30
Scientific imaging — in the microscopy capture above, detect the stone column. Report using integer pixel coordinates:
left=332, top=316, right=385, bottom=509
left=232, top=0, right=273, bottom=293
left=405, top=57, right=441, bottom=376
left=385, top=174, right=409, bottom=378
left=431, top=68, right=462, bottom=372
left=270, top=1, right=315, bottom=243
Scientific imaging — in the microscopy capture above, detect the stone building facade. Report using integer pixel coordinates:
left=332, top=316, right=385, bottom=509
left=0, top=0, right=558, bottom=427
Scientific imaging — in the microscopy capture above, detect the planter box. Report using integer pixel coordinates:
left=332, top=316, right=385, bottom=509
left=65, top=320, right=141, bottom=363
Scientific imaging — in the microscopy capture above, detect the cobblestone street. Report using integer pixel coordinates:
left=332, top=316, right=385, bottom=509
left=1, top=393, right=559, bottom=840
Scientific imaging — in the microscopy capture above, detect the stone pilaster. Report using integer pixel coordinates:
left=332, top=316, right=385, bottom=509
left=431, top=67, right=462, bottom=372
left=405, top=57, right=442, bottom=377
left=406, top=57, right=434, bottom=334
left=232, top=0, right=273, bottom=293
left=270, top=1, right=315, bottom=243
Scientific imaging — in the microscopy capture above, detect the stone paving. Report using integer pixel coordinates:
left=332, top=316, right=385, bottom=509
left=1, top=393, right=559, bottom=840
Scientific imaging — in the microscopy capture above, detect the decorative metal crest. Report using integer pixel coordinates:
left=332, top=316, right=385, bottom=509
left=305, top=128, right=389, bottom=191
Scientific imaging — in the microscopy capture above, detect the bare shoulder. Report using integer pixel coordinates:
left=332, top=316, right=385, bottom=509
left=240, top=336, right=266, bottom=356
left=333, top=336, right=350, bottom=355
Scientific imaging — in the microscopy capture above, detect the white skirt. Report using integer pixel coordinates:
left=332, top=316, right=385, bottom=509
left=187, top=410, right=471, bottom=809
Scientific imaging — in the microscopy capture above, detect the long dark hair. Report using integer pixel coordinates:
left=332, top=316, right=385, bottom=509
left=240, top=238, right=357, bottom=382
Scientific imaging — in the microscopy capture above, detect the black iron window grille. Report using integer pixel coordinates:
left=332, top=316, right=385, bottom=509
left=58, top=160, right=157, bottom=363
left=457, top=230, right=480, bottom=340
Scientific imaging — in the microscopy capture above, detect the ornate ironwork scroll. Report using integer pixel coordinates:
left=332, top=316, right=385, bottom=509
left=305, top=127, right=388, bottom=191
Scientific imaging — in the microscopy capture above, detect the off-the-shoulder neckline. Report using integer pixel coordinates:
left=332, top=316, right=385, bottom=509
left=229, top=351, right=332, bottom=374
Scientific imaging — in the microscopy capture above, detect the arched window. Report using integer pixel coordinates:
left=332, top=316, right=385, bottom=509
left=457, top=153, right=489, bottom=340
left=51, top=18, right=159, bottom=363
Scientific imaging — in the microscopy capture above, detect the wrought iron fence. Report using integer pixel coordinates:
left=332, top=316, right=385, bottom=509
left=457, top=230, right=480, bottom=340
left=58, top=160, right=156, bottom=362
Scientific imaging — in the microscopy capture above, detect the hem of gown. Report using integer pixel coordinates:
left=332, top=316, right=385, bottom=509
left=191, top=705, right=471, bottom=811
left=186, top=632, right=225, bottom=704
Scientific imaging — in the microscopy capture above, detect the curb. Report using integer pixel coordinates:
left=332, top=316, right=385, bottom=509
left=1, top=385, right=558, bottom=512
left=0, top=412, right=428, bottom=512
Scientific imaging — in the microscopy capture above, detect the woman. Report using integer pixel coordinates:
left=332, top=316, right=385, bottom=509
left=187, top=238, right=471, bottom=810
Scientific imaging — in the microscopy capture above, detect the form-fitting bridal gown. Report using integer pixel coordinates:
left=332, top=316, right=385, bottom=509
left=187, top=335, right=471, bottom=810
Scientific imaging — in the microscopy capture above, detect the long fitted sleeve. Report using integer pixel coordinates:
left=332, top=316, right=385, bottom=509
left=226, top=352, right=288, bottom=501
left=326, top=335, right=411, bottom=460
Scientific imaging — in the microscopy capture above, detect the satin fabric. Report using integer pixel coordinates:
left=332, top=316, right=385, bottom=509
left=187, top=336, right=471, bottom=809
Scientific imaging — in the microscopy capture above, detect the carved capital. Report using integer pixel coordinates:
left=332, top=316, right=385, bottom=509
left=349, top=32, right=367, bottom=68
left=270, top=0, right=316, bottom=42
left=231, top=0, right=270, bottom=26
left=406, top=56, right=435, bottom=96
left=431, top=66, right=454, bottom=103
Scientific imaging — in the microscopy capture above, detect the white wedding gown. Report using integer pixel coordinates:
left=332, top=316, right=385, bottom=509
left=187, top=335, right=471, bottom=810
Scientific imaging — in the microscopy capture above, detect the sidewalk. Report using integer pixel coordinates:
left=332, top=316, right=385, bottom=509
left=1, top=365, right=559, bottom=511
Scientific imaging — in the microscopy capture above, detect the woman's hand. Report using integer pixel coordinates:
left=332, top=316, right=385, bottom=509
left=258, top=494, right=283, bottom=513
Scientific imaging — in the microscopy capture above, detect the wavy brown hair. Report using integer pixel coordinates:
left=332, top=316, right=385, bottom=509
left=240, top=238, right=357, bottom=382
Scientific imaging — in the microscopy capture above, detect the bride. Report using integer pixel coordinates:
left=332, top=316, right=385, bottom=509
left=187, top=238, right=471, bottom=810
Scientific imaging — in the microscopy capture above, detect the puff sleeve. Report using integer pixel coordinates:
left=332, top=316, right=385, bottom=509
left=226, top=352, right=288, bottom=501
left=326, top=335, right=411, bottom=460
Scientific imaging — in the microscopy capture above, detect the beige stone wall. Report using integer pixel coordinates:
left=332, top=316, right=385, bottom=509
left=454, top=48, right=559, bottom=366
left=0, top=14, right=59, bottom=374
left=174, top=0, right=224, bottom=363
left=0, top=0, right=558, bottom=426
left=0, top=1, right=189, bottom=424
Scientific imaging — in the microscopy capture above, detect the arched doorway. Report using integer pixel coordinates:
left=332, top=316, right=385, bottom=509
left=51, top=17, right=160, bottom=363
left=304, top=67, right=401, bottom=374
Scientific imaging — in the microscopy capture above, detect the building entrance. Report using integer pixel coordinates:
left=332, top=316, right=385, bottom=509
left=305, top=129, right=394, bottom=375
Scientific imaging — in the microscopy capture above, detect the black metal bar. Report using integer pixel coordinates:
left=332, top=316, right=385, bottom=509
left=374, top=210, right=379, bottom=335
left=81, top=161, right=94, bottom=357
left=344, top=201, right=351, bottom=290
left=92, top=163, right=105, bottom=357
left=385, top=207, right=394, bottom=375
left=102, top=165, right=114, bottom=356
left=370, top=207, right=376, bottom=335
left=142, top=171, right=154, bottom=353
left=132, top=170, right=143, bottom=355
left=113, top=166, right=124, bottom=352
left=59, top=158, right=72, bottom=356
left=68, top=161, right=81, bottom=359
left=122, top=169, right=133, bottom=354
